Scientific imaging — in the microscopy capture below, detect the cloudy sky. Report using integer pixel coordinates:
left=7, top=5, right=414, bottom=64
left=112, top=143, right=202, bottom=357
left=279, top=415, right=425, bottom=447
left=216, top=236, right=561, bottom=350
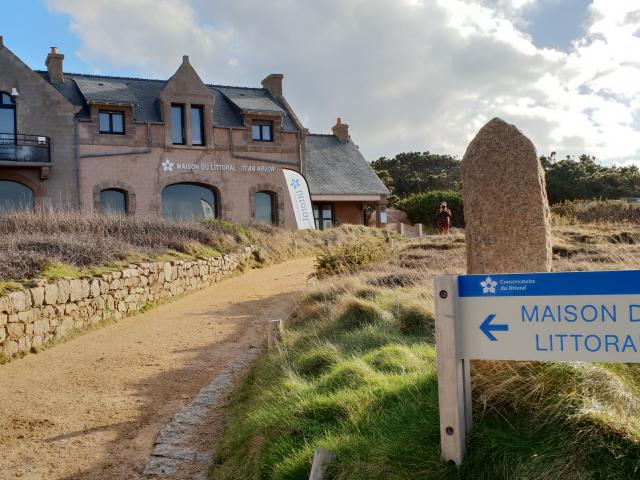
left=4, top=0, right=640, bottom=165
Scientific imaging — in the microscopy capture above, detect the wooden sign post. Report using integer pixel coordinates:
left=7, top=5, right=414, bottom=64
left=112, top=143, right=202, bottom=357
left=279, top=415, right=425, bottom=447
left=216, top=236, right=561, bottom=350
left=435, top=269, right=640, bottom=464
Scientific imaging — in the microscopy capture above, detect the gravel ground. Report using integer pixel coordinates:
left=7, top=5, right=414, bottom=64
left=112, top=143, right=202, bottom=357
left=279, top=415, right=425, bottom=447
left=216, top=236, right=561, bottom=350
left=0, top=258, right=314, bottom=480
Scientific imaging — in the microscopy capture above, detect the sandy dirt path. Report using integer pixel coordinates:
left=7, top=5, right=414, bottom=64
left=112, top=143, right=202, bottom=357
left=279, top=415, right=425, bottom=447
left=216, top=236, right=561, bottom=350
left=0, top=258, right=314, bottom=480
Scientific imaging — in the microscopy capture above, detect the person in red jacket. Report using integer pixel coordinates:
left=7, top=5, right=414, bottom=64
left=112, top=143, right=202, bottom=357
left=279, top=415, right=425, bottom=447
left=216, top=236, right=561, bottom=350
left=436, top=202, right=452, bottom=235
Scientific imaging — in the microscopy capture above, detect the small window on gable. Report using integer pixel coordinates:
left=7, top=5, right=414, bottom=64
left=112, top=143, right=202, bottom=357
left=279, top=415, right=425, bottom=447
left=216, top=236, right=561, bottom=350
left=251, top=121, right=273, bottom=142
left=99, top=111, right=125, bottom=134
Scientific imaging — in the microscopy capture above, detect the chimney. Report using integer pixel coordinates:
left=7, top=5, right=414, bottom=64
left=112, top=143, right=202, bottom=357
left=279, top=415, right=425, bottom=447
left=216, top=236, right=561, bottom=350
left=261, top=73, right=284, bottom=98
left=45, top=47, right=64, bottom=84
left=332, top=117, right=349, bottom=143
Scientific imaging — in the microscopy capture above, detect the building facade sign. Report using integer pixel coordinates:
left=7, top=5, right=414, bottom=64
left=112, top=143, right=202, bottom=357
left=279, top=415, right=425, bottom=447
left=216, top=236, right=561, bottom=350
left=161, top=159, right=276, bottom=174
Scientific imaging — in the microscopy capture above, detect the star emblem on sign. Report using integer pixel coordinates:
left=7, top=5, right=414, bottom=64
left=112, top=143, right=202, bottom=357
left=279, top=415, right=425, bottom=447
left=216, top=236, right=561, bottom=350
left=480, top=276, right=497, bottom=294
left=290, top=178, right=301, bottom=189
left=161, top=159, right=174, bottom=172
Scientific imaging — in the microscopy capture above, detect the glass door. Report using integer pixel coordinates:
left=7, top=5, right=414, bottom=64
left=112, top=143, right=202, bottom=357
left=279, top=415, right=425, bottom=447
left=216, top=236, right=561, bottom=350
left=313, top=203, right=334, bottom=230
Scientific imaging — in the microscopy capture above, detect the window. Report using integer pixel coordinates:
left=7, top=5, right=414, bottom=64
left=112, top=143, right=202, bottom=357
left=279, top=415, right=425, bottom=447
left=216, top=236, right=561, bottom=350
left=0, top=92, right=16, bottom=145
left=100, top=189, right=127, bottom=215
left=191, top=106, right=205, bottom=146
left=171, top=104, right=185, bottom=145
left=251, top=121, right=272, bottom=142
left=0, top=180, right=33, bottom=213
left=313, top=203, right=333, bottom=230
left=162, top=183, right=217, bottom=221
left=98, top=111, right=125, bottom=134
left=253, top=191, right=276, bottom=225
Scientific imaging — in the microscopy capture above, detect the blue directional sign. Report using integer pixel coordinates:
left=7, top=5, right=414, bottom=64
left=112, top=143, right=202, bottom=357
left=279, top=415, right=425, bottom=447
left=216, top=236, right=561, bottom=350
left=455, top=270, right=640, bottom=362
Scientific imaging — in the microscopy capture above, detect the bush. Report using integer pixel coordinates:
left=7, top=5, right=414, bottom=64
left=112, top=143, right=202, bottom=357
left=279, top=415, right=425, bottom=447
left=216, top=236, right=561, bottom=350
left=395, top=190, right=464, bottom=227
left=314, top=239, right=389, bottom=278
left=552, top=199, right=640, bottom=224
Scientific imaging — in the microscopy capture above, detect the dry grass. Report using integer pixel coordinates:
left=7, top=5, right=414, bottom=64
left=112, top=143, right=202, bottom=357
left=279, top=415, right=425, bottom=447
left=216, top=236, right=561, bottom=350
left=553, top=199, right=640, bottom=224
left=0, top=210, right=391, bottom=282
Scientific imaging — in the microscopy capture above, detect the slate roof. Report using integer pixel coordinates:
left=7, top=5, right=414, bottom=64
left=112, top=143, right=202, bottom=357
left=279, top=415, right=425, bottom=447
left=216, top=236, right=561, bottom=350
left=36, top=70, right=387, bottom=197
left=36, top=71, right=300, bottom=131
left=305, top=134, right=389, bottom=196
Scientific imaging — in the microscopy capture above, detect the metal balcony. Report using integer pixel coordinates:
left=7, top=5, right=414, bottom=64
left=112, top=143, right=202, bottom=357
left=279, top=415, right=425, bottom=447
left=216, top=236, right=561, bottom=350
left=0, top=133, right=51, bottom=164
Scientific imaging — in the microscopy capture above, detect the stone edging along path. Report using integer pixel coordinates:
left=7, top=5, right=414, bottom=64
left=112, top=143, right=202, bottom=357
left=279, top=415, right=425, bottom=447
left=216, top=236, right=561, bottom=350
left=144, top=346, right=261, bottom=478
left=0, top=246, right=255, bottom=361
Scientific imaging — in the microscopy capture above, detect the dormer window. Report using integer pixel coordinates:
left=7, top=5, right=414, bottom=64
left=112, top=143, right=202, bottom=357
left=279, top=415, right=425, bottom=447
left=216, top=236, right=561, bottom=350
left=99, top=111, right=124, bottom=135
left=251, top=121, right=272, bottom=142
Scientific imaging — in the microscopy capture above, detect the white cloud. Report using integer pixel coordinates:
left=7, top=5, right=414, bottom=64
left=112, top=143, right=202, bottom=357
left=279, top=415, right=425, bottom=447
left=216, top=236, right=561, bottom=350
left=46, top=0, right=640, bottom=165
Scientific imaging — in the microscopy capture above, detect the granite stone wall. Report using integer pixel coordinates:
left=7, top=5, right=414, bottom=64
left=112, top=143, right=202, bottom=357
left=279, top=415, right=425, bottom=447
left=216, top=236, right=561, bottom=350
left=0, top=246, right=254, bottom=360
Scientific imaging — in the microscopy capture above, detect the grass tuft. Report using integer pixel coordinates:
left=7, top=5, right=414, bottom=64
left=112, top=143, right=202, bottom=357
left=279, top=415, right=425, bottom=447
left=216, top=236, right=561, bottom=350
left=335, top=298, right=390, bottom=331
left=294, top=345, right=341, bottom=377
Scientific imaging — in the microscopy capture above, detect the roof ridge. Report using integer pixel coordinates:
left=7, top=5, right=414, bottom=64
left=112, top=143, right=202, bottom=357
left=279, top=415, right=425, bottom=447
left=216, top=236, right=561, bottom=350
left=34, top=70, right=266, bottom=91
left=210, top=84, right=265, bottom=91
left=35, top=70, right=168, bottom=83
left=307, top=133, right=336, bottom=137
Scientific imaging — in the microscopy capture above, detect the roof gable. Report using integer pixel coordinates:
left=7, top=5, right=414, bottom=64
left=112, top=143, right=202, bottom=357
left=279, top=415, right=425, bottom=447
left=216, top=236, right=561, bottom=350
left=160, top=55, right=212, bottom=100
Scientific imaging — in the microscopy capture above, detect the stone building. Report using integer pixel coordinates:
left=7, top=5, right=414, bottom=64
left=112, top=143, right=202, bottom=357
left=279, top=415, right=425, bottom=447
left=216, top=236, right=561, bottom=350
left=0, top=37, right=388, bottom=229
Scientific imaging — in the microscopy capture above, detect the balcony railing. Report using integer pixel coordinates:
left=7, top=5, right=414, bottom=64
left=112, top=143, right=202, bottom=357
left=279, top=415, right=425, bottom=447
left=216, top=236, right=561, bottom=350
left=0, top=133, right=51, bottom=164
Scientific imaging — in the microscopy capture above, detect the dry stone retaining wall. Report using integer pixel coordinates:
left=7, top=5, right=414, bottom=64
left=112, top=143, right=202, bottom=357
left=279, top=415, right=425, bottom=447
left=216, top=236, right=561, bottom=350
left=0, top=246, right=254, bottom=360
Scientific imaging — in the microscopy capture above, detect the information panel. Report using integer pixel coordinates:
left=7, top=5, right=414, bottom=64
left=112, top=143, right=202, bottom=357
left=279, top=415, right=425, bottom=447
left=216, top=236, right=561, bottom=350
left=457, top=270, right=640, bottom=362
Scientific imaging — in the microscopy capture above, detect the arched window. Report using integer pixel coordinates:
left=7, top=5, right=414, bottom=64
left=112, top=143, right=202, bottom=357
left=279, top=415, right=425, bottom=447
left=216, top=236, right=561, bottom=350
left=253, top=191, right=276, bottom=225
left=161, top=183, right=217, bottom=221
left=0, top=180, right=33, bottom=213
left=0, top=92, right=16, bottom=145
left=100, top=188, right=127, bottom=215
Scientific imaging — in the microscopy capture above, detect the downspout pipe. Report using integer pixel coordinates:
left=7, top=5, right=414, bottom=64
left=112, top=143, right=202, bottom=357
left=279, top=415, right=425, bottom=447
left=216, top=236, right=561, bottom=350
left=75, top=117, right=81, bottom=210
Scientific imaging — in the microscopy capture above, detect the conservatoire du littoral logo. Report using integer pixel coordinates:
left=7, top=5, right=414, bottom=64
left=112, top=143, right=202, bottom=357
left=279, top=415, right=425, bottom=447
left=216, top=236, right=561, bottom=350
left=161, top=159, right=174, bottom=172
left=480, top=276, right=497, bottom=294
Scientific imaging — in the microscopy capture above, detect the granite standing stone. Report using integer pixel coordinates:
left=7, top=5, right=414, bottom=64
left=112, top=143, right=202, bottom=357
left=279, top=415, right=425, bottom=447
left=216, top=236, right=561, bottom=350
left=461, top=118, right=552, bottom=274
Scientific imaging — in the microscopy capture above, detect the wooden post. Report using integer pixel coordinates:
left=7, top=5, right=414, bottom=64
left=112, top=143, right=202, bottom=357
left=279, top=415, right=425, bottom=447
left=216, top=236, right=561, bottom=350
left=434, top=275, right=468, bottom=465
left=309, top=449, right=336, bottom=480
left=417, top=223, right=423, bottom=237
left=267, top=319, right=284, bottom=350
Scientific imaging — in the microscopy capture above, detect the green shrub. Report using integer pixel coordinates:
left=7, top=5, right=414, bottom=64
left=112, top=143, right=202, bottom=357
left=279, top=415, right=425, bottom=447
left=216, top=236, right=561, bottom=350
left=396, top=302, right=434, bottom=337
left=336, top=298, right=388, bottom=331
left=314, top=239, right=389, bottom=278
left=294, top=346, right=341, bottom=376
left=395, top=190, right=464, bottom=227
